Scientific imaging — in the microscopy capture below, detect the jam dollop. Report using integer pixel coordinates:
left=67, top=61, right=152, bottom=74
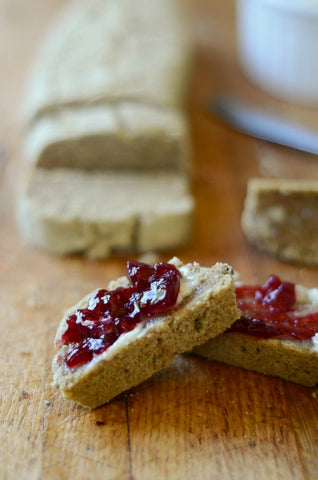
left=230, top=275, right=318, bottom=340
left=58, top=260, right=181, bottom=369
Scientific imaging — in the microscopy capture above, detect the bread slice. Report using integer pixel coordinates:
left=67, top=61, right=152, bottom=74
left=24, top=103, right=190, bottom=171
left=193, top=333, right=318, bottom=387
left=193, top=282, right=318, bottom=387
left=241, top=177, right=318, bottom=266
left=18, top=169, right=194, bottom=259
left=23, top=0, right=191, bottom=171
left=52, top=258, right=240, bottom=408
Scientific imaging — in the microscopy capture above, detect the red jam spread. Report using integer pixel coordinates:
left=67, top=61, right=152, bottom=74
left=230, top=275, right=318, bottom=340
left=58, top=260, right=181, bottom=369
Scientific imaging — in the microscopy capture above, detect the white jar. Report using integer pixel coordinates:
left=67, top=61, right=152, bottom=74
left=236, top=0, right=318, bottom=107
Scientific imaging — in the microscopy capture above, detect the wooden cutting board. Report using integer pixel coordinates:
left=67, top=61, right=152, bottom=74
left=1, top=0, right=317, bottom=479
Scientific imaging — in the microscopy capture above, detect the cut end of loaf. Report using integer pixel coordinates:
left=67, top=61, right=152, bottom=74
left=242, top=177, right=318, bottom=266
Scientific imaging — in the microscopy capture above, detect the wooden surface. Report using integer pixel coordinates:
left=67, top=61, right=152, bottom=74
left=1, top=0, right=318, bottom=479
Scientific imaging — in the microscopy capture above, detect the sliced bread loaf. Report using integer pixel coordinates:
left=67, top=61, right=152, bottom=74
left=19, top=169, right=194, bottom=259
left=52, top=258, right=240, bottom=408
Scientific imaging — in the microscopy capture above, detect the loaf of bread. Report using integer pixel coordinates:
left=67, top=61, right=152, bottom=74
left=52, top=258, right=240, bottom=408
left=19, top=169, right=194, bottom=259
left=23, top=0, right=191, bottom=171
left=19, top=0, right=194, bottom=257
left=193, top=279, right=318, bottom=386
left=241, top=178, right=318, bottom=266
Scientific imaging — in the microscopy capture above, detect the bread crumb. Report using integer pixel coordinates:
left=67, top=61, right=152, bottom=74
left=20, top=390, right=30, bottom=400
left=26, top=296, right=42, bottom=309
left=137, top=252, right=160, bottom=265
left=311, top=391, right=317, bottom=399
left=95, top=420, right=105, bottom=426
left=20, top=351, right=31, bottom=356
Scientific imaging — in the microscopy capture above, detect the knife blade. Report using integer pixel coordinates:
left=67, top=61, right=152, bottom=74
left=211, top=95, right=318, bottom=155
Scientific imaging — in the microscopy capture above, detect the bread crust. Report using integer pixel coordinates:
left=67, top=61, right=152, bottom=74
left=52, top=260, right=240, bottom=408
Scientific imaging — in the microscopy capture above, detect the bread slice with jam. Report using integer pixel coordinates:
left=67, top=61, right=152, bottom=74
left=52, top=257, right=240, bottom=408
left=193, top=275, right=318, bottom=387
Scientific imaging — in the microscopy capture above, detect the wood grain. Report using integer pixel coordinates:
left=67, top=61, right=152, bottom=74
left=0, top=0, right=317, bottom=479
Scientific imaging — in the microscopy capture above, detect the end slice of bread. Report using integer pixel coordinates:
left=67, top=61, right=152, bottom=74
left=18, top=169, right=194, bottom=259
left=242, top=177, right=318, bottom=266
left=52, top=258, right=240, bottom=408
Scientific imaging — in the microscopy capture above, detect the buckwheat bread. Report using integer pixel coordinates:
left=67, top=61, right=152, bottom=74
left=242, top=178, right=318, bottom=266
left=19, top=169, right=194, bottom=259
left=193, top=282, right=318, bottom=387
left=52, top=258, right=240, bottom=408
left=194, top=334, right=318, bottom=386
left=23, top=0, right=191, bottom=171
left=25, top=103, right=190, bottom=171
